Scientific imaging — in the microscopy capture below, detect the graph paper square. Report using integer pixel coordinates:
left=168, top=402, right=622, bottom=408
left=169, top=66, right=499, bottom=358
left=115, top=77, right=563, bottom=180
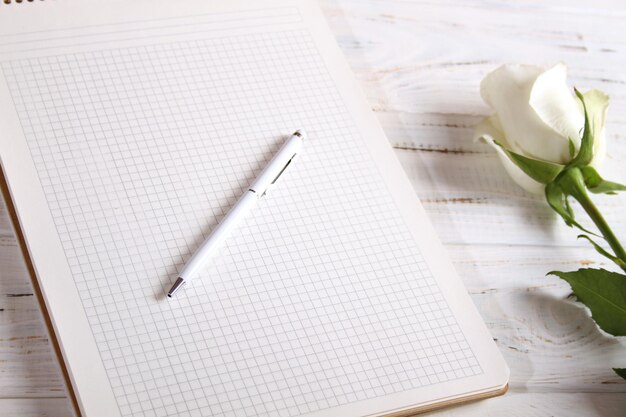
left=2, top=29, right=481, bottom=417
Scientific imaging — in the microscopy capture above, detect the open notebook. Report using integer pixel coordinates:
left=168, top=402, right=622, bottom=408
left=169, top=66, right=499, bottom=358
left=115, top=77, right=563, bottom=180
left=0, top=1, right=508, bottom=416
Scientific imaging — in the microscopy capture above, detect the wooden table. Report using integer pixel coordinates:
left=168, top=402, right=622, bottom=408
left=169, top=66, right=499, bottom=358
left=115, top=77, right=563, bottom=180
left=2, top=1, right=626, bottom=415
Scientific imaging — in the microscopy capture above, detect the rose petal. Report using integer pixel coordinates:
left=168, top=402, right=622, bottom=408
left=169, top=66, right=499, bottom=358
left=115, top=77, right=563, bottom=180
left=474, top=115, right=545, bottom=194
left=480, top=64, right=572, bottom=164
left=582, top=89, right=609, bottom=168
left=591, top=127, right=607, bottom=168
left=529, top=63, right=584, bottom=154
left=472, top=114, right=504, bottom=143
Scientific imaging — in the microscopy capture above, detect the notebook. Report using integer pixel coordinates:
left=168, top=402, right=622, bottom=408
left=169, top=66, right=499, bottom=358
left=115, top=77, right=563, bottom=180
left=0, top=1, right=509, bottom=416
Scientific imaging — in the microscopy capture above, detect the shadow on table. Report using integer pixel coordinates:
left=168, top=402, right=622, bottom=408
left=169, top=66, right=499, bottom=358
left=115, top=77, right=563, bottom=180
left=515, top=290, right=625, bottom=385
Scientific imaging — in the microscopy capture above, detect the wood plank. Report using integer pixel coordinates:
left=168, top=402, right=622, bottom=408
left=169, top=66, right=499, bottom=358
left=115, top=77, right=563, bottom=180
left=1, top=392, right=626, bottom=417
left=323, top=0, right=626, bottom=123
left=0, top=398, right=70, bottom=417
left=451, top=244, right=626, bottom=392
left=423, top=392, right=626, bottom=417
left=324, top=0, right=626, bottom=156
left=0, top=236, right=66, bottom=398
left=396, top=149, right=626, bottom=247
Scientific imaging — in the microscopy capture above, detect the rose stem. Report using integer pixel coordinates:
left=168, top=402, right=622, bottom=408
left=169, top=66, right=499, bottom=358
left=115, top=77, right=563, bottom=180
left=562, top=169, right=626, bottom=270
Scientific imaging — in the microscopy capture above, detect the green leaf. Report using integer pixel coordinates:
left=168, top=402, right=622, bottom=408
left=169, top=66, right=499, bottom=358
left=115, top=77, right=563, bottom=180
left=614, top=368, right=626, bottom=380
left=545, top=182, right=595, bottom=234
left=581, top=166, right=626, bottom=195
left=549, top=268, right=626, bottom=336
left=493, top=141, right=564, bottom=184
left=578, top=234, right=626, bottom=270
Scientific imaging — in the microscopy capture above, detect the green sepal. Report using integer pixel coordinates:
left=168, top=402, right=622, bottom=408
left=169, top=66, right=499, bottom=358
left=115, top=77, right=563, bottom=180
left=570, top=89, right=594, bottom=167
left=545, top=181, right=595, bottom=235
left=568, top=138, right=576, bottom=159
left=581, top=166, right=626, bottom=195
left=564, top=195, right=575, bottom=220
left=494, top=141, right=564, bottom=184
left=578, top=234, right=626, bottom=270
left=549, top=268, right=626, bottom=337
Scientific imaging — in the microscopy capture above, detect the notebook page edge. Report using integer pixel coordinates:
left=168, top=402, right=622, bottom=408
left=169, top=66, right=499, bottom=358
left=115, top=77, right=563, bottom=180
left=0, top=162, right=83, bottom=417
left=0, top=61, right=120, bottom=417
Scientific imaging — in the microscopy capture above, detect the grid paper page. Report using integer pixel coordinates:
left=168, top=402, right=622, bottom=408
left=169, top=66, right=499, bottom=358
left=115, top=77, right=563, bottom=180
left=2, top=28, right=481, bottom=417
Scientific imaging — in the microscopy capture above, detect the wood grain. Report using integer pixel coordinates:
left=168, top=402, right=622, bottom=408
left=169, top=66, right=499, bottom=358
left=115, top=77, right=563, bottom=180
left=2, top=0, right=626, bottom=415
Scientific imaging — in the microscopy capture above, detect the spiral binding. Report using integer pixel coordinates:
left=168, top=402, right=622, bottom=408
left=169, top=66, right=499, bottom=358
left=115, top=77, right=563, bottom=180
left=3, top=0, right=44, bottom=4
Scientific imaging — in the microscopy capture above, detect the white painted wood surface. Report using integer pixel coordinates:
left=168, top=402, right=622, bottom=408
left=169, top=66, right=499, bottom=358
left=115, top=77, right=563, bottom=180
left=1, top=0, right=626, bottom=415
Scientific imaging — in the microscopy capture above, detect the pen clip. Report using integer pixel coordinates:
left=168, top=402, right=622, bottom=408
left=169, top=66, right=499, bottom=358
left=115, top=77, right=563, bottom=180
left=262, top=153, right=297, bottom=196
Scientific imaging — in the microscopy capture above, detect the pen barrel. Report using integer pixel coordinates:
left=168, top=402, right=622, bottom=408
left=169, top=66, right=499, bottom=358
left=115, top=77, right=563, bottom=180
left=178, top=191, right=258, bottom=280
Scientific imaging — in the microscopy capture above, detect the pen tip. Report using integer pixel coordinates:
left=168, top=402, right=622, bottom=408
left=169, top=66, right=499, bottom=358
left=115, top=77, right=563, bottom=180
left=167, top=277, right=186, bottom=298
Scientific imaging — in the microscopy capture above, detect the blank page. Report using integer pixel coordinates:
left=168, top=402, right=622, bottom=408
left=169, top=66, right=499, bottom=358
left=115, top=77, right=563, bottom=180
left=0, top=1, right=508, bottom=416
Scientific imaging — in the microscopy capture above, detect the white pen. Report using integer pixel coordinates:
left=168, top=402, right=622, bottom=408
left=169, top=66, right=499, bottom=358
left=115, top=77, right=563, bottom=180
left=167, top=130, right=306, bottom=298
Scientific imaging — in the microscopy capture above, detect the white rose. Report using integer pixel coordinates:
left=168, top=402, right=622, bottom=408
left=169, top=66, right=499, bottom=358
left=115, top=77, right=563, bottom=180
left=474, top=63, right=609, bottom=194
